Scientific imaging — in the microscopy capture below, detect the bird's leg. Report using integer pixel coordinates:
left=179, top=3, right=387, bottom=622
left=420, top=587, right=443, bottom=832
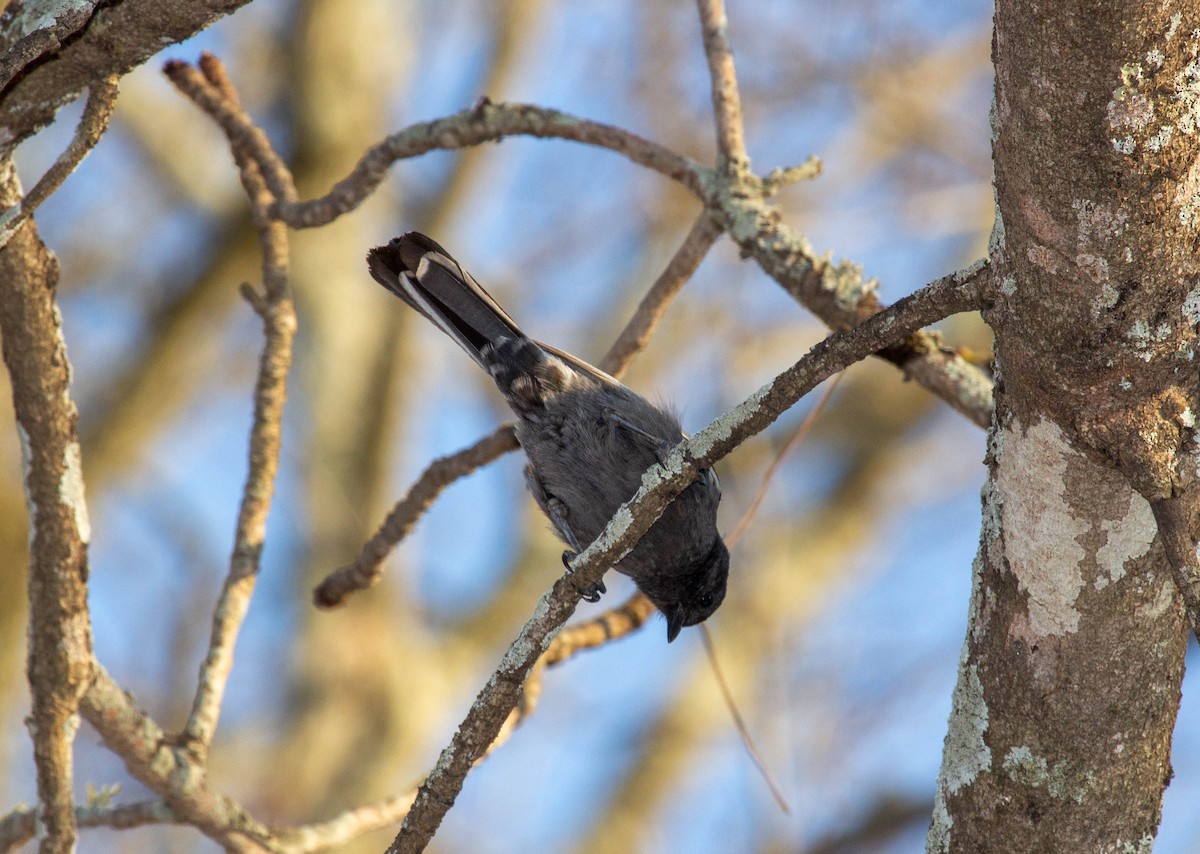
left=548, top=496, right=606, bottom=603
left=546, top=497, right=582, bottom=551
left=605, top=409, right=673, bottom=464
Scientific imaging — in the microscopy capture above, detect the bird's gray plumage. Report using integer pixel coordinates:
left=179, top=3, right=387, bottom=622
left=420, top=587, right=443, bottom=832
left=367, top=232, right=728, bottom=641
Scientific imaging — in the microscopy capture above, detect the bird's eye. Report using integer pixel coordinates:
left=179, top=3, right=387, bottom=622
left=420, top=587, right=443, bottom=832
left=698, top=593, right=713, bottom=609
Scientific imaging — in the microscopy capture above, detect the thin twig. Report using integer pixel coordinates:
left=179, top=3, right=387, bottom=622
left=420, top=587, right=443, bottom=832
left=711, top=369, right=838, bottom=818
left=0, top=800, right=180, bottom=851
left=725, top=372, right=843, bottom=548
left=163, top=55, right=298, bottom=207
left=696, top=0, right=749, bottom=174
left=700, top=625, right=791, bottom=814
left=762, top=156, right=823, bottom=195
left=388, top=258, right=989, bottom=852
left=314, top=214, right=724, bottom=608
left=312, top=425, right=520, bottom=608
left=0, top=76, right=119, bottom=250
left=161, top=56, right=299, bottom=758
left=1149, top=497, right=1200, bottom=641
left=276, top=794, right=418, bottom=853
left=600, top=213, right=723, bottom=375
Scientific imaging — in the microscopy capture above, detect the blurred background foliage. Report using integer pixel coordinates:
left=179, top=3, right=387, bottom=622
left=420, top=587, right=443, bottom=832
left=4, top=0, right=1200, bottom=852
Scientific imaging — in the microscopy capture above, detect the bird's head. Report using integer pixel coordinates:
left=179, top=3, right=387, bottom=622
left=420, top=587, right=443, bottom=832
left=655, top=536, right=729, bottom=643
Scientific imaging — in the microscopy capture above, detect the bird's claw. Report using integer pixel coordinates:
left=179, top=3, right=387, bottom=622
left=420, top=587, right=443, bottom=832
left=575, top=579, right=606, bottom=603
left=563, top=550, right=606, bottom=602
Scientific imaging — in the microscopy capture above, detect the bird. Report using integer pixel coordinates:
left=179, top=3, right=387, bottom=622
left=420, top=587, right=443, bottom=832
left=366, top=232, right=728, bottom=642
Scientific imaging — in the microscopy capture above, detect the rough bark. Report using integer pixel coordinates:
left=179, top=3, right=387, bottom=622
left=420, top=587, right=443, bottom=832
left=0, top=0, right=253, bottom=148
left=0, top=161, right=94, bottom=852
left=930, top=1, right=1200, bottom=850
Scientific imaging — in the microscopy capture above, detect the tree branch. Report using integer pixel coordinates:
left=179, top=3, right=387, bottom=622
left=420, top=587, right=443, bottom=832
left=275, top=795, right=417, bottom=853
left=702, top=188, right=993, bottom=427
left=173, top=597, right=652, bottom=852
left=691, top=0, right=991, bottom=424
left=266, top=596, right=656, bottom=850
left=388, top=260, right=990, bottom=852
left=273, top=102, right=707, bottom=228
left=762, top=156, right=823, bottom=194
left=696, top=0, right=749, bottom=174
left=162, top=57, right=298, bottom=207
left=1150, top=496, right=1200, bottom=640
left=157, top=55, right=299, bottom=760
left=600, top=212, right=723, bottom=375
left=57, top=594, right=653, bottom=853
left=0, top=2, right=95, bottom=97
left=0, top=75, right=118, bottom=250
left=0, top=0, right=254, bottom=150
left=0, top=800, right=179, bottom=851
left=312, top=425, right=520, bottom=607
left=0, top=158, right=97, bottom=853
left=80, top=667, right=274, bottom=851
left=482, top=592, right=658, bottom=773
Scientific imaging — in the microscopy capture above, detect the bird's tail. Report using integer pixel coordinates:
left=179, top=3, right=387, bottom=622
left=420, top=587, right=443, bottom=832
left=367, top=232, right=537, bottom=374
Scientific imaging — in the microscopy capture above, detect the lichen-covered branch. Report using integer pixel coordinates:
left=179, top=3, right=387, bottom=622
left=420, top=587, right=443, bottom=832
left=0, top=158, right=96, bottom=852
left=694, top=0, right=990, bottom=427
left=282, top=595, right=656, bottom=851
left=486, top=592, right=658, bottom=768
left=63, top=600, right=656, bottom=854
left=388, top=259, right=989, bottom=852
left=702, top=187, right=993, bottom=428
left=0, top=1, right=96, bottom=97
left=762, top=157, right=823, bottom=194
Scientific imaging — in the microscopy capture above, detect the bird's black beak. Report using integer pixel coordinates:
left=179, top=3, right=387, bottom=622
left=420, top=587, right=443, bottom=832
left=666, top=611, right=684, bottom=643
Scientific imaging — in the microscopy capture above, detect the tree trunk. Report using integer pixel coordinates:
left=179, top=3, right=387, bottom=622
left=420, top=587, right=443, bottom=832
left=930, top=1, right=1200, bottom=850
